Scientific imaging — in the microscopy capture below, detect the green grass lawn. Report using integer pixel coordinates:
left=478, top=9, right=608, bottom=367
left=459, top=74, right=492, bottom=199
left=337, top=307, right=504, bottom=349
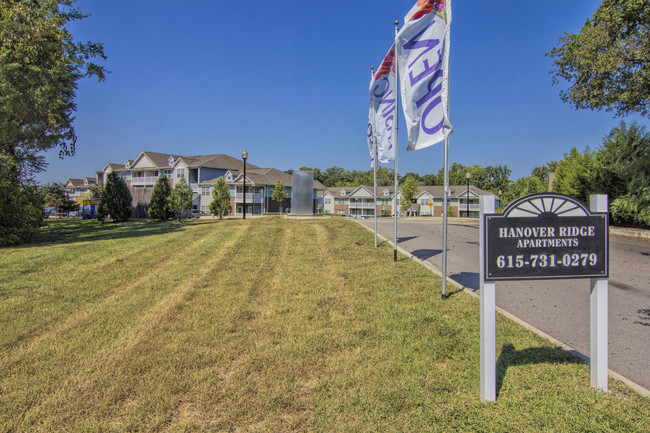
left=0, top=217, right=648, bottom=432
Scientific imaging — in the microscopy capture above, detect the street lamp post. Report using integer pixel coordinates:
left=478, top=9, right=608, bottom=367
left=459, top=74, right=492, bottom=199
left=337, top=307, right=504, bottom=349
left=241, top=148, right=248, bottom=219
left=466, top=172, right=471, bottom=218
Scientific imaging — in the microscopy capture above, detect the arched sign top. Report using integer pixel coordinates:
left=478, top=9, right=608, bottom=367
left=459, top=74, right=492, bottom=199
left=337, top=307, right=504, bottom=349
left=502, top=193, right=590, bottom=218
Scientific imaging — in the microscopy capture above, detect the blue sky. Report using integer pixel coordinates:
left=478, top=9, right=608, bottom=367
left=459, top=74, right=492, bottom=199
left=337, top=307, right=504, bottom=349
left=36, top=0, right=645, bottom=184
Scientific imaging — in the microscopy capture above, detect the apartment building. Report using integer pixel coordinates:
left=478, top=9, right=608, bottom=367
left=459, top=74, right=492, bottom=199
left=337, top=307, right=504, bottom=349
left=96, top=151, right=260, bottom=216
left=198, top=168, right=325, bottom=216
left=94, top=151, right=325, bottom=217
left=63, top=177, right=97, bottom=203
left=323, top=185, right=499, bottom=218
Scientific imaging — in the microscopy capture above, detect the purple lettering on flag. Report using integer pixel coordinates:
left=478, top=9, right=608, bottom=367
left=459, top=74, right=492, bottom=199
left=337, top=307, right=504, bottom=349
left=415, top=70, right=443, bottom=109
left=421, top=97, right=445, bottom=135
left=403, top=20, right=440, bottom=69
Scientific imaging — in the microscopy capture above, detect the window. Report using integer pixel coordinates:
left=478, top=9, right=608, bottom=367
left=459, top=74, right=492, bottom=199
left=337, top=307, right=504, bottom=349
left=325, top=198, right=332, bottom=204
left=383, top=190, right=390, bottom=196
left=177, top=168, right=185, bottom=179
left=340, top=190, right=346, bottom=196
left=201, top=186, right=211, bottom=196
left=334, top=198, right=347, bottom=205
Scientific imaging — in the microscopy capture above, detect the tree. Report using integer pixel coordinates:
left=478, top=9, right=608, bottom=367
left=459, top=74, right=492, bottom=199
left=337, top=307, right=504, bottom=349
left=271, top=180, right=289, bottom=205
left=552, top=147, right=596, bottom=203
left=169, top=178, right=193, bottom=221
left=0, top=156, right=44, bottom=246
left=421, top=173, right=440, bottom=186
left=399, top=172, right=422, bottom=185
left=84, top=183, right=104, bottom=199
left=400, top=175, right=420, bottom=214
left=209, top=178, right=231, bottom=219
left=0, top=0, right=106, bottom=243
left=148, top=175, right=174, bottom=221
left=43, top=183, right=77, bottom=217
left=531, top=161, right=559, bottom=185
left=592, top=121, right=650, bottom=226
left=98, top=172, right=132, bottom=222
left=548, top=0, right=650, bottom=118
left=0, top=0, right=107, bottom=174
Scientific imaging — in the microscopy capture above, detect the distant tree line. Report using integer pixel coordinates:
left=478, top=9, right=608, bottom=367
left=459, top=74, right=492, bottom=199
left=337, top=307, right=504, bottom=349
left=291, top=121, right=649, bottom=227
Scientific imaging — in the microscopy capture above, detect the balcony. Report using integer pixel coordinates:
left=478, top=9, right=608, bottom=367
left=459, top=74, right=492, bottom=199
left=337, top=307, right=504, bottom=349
left=131, top=176, right=158, bottom=186
left=235, top=193, right=263, bottom=203
left=458, top=203, right=480, bottom=211
left=349, top=201, right=376, bottom=209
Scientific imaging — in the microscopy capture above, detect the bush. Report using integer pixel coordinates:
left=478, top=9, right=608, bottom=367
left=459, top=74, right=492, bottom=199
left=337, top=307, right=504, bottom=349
left=98, top=172, right=132, bottom=222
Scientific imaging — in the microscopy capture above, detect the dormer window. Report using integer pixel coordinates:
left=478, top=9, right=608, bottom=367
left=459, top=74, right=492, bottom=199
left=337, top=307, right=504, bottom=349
left=124, top=160, right=130, bottom=169
left=168, top=156, right=174, bottom=166
left=84, top=179, right=89, bottom=186
left=225, top=172, right=232, bottom=182
left=341, top=190, right=346, bottom=196
left=383, top=189, right=389, bottom=196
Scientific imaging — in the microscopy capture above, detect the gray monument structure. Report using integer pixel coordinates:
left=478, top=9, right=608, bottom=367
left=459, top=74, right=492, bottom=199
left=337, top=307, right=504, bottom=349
left=291, top=171, right=314, bottom=215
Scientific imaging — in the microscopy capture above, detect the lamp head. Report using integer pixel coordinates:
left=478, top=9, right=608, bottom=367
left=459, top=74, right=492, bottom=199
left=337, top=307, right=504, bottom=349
left=241, top=148, right=248, bottom=160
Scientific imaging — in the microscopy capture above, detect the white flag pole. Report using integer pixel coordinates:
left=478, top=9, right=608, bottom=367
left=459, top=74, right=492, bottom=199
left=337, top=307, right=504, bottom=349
left=441, top=7, right=452, bottom=300
left=393, top=20, right=400, bottom=262
left=371, top=66, right=378, bottom=248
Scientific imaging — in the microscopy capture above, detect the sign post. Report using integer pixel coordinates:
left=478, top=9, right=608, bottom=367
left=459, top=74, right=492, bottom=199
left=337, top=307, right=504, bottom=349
left=479, top=195, right=496, bottom=402
left=480, top=193, right=609, bottom=401
left=590, top=194, right=609, bottom=392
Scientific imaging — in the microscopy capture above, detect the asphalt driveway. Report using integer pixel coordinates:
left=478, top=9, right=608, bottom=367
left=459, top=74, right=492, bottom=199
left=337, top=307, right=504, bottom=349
left=358, top=217, right=650, bottom=392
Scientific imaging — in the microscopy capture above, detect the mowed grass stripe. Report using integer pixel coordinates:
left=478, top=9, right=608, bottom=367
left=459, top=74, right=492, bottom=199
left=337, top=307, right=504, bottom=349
left=0, top=221, right=238, bottom=357
left=0, top=220, right=246, bottom=430
left=15, top=217, right=291, bottom=431
left=0, top=221, right=217, bottom=350
left=0, top=218, right=648, bottom=432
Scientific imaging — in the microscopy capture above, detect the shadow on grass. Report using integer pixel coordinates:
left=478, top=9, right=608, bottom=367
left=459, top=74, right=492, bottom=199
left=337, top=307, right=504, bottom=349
left=442, top=287, right=465, bottom=299
left=411, top=248, right=442, bottom=260
left=28, top=218, right=224, bottom=248
left=449, top=272, right=479, bottom=291
left=496, top=343, right=585, bottom=397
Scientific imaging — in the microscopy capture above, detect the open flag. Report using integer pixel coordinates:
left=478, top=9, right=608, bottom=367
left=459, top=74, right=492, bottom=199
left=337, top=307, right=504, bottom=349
left=369, top=45, right=398, bottom=163
left=396, top=0, right=453, bottom=150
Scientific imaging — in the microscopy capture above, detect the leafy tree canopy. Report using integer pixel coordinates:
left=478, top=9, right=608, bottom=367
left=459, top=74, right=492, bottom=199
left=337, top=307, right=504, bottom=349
left=548, top=0, right=650, bottom=117
left=98, top=172, right=131, bottom=222
left=169, top=178, right=193, bottom=221
left=400, top=175, right=420, bottom=212
left=43, top=182, right=77, bottom=216
left=209, top=177, right=231, bottom=219
left=148, top=175, right=174, bottom=221
left=0, top=0, right=107, bottom=176
left=271, top=180, right=288, bottom=203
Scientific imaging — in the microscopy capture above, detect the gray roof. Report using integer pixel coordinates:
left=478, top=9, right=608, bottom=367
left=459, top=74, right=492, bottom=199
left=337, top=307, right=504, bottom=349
left=179, top=153, right=260, bottom=171
left=200, top=168, right=325, bottom=189
left=64, top=178, right=96, bottom=188
left=140, top=151, right=182, bottom=167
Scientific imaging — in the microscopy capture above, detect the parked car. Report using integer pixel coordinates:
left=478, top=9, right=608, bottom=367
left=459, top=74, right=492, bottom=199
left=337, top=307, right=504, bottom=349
left=191, top=210, right=209, bottom=218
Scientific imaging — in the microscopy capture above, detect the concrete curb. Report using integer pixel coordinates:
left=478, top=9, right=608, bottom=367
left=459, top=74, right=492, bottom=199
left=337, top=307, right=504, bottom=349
left=356, top=220, right=650, bottom=398
left=610, top=227, right=650, bottom=240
